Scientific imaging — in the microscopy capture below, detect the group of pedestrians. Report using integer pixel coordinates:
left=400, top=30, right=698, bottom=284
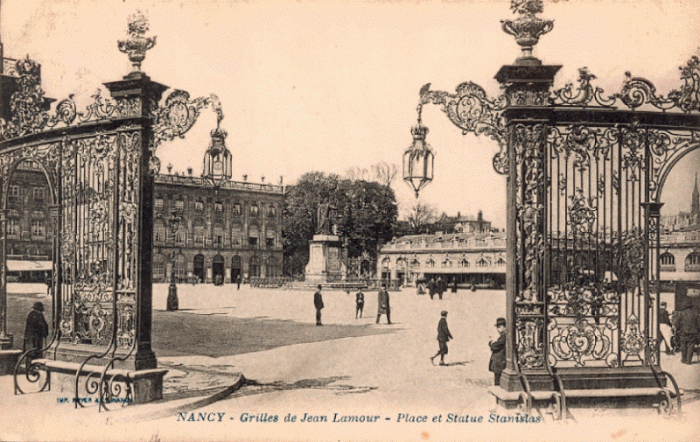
left=312, top=284, right=506, bottom=385
left=313, top=283, right=393, bottom=327
left=427, top=277, right=447, bottom=300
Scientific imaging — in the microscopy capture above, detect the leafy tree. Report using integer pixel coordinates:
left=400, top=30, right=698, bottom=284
left=283, top=172, right=398, bottom=276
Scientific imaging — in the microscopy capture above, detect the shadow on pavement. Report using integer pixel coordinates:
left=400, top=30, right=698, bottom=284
left=152, top=311, right=395, bottom=358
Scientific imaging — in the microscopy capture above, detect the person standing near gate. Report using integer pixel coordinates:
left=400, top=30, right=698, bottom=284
left=355, top=289, right=365, bottom=319
left=430, top=310, right=453, bottom=366
left=314, top=284, right=324, bottom=326
left=24, top=302, right=49, bottom=357
left=673, top=301, right=700, bottom=364
left=376, top=283, right=391, bottom=324
left=489, top=317, right=506, bottom=386
left=658, top=302, right=674, bottom=354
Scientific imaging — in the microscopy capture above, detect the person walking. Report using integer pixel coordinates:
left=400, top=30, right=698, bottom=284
left=24, top=301, right=49, bottom=359
left=376, top=283, right=391, bottom=324
left=673, top=301, right=700, bottom=364
left=236, top=274, right=241, bottom=290
left=489, top=317, right=506, bottom=386
left=314, top=285, right=324, bottom=326
left=430, top=310, right=453, bottom=366
left=658, top=302, right=674, bottom=354
left=355, top=289, right=365, bottom=319
left=437, top=277, right=445, bottom=300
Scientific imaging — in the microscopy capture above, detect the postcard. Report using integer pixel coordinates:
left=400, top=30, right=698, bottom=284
left=0, top=1, right=699, bottom=441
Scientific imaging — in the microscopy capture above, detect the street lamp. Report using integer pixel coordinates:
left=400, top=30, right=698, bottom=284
left=404, top=0, right=699, bottom=413
left=402, top=113, right=434, bottom=198
left=166, top=207, right=181, bottom=311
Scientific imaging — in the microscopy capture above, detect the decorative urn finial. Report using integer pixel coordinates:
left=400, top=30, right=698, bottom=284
left=501, top=0, right=553, bottom=66
left=118, top=11, right=157, bottom=73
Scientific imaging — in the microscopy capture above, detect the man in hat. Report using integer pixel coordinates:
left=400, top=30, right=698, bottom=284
left=673, top=300, right=700, bottom=364
left=658, top=301, right=674, bottom=355
left=314, top=284, right=324, bottom=326
left=24, top=301, right=49, bottom=358
left=355, top=288, right=365, bottom=319
left=376, top=283, right=391, bottom=324
left=489, top=317, right=507, bottom=386
left=430, top=311, right=453, bottom=366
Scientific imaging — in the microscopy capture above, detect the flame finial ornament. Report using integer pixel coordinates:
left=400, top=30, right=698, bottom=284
left=118, top=11, right=157, bottom=73
left=501, top=0, right=553, bottom=66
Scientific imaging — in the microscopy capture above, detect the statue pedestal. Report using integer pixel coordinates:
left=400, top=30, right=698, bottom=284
left=305, top=235, right=342, bottom=283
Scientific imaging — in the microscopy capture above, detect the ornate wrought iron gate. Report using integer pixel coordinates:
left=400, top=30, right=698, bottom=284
left=0, top=13, right=219, bottom=407
left=411, top=1, right=699, bottom=408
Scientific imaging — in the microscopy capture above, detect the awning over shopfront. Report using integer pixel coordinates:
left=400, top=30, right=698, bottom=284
left=6, top=260, right=52, bottom=272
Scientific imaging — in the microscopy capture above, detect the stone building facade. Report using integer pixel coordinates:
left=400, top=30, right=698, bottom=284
left=152, top=174, right=284, bottom=283
left=377, top=231, right=506, bottom=288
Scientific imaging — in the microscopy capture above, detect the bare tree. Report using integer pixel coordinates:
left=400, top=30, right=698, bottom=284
left=371, top=162, right=398, bottom=188
left=405, top=202, right=438, bottom=234
left=345, top=162, right=398, bottom=188
left=345, top=166, right=371, bottom=182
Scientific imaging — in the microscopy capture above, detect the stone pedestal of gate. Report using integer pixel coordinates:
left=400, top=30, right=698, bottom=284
left=305, top=234, right=342, bottom=283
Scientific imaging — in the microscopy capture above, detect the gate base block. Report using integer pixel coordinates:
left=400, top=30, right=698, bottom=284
left=0, top=349, right=22, bottom=375
left=499, top=366, right=665, bottom=392
left=48, top=362, right=168, bottom=404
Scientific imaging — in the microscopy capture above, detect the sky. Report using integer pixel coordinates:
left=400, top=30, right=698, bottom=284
left=1, top=0, right=699, bottom=229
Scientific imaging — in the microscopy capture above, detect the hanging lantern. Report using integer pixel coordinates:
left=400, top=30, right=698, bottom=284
left=403, top=121, right=434, bottom=197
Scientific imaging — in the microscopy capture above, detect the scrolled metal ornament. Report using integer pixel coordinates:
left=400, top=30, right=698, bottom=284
left=668, top=54, right=700, bottom=113
left=418, top=82, right=508, bottom=175
left=550, top=67, right=616, bottom=107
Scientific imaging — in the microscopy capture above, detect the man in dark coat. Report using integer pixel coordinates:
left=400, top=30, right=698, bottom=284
left=24, top=301, right=49, bottom=356
left=314, top=284, right=324, bottom=326
left=236, top=274, right=242, bottom=290
left=673, top=301, right=700, bottom=364
left=430, top=310, right=453, bottom=366
left=376, top=283, right=391, bottom=324
left=355, top=289, right=365, bottom=319
left=437, top=277, right=445, bottom=300
left=428, top=278, right=436, bottom=300
left=489, top=317, right=506, bottom=386
left=658, top=301, right=673, bottom=354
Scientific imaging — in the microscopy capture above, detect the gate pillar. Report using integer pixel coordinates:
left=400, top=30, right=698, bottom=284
left=495, top=62, right=560, bottom=392
left=49, top=72, right=169, bottom=402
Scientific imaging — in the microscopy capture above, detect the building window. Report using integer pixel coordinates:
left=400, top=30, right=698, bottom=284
left=441, top=259, right=452, bottom=268
left=477, top=258, right=489, bottom=268
left=154, top=198, right=164, bottom=211
left=460, top=259, right=470, bottom=268
left=174, top=199, right=185, bottom=212
left=8, top=217, right=20, bottom=237
left=213, top=226, right=224, bottom=247
left=33, top=187, right=45, bottom=202
left=266, top=237, right=275, bottom=249
left=268, top=206, right=276, bottom=218
left=496, top=258, right=506, bottom=266
left=426, top=259, right=435, bottom=268
left=411, top=259, right=420, bottom=269
left=31, top=219, right=45, bottom=238
left=248, top=236, right=258, bottom=247
left=194, top=224, right=205, bottom=247
left=686, top=253, right=700, bottom=272
left=232, top=204, right=242, bottom=216
left=214, top=202, right=224, bottom=213
left=8, top=185, right=20, bottom=202
left=249, top=204, right=259, bottom=217
left=195, top=199, right=204, bottom=212
left=175, top=228, right=185, bottom=245
left=660, top=253, right=675, bottom=265
left=153, top=254, right=165, bottom=280
left=154, top=221, right=166, bottom=244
